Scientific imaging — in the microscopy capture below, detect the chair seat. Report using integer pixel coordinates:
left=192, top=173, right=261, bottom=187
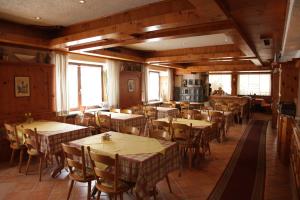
left=10, top=142, right=25, bottom=150
left=96, top=179, right=130, bottom=193
left=27, top=148, right=40, bottom=156
left=70, top=167, right=95, bottom=181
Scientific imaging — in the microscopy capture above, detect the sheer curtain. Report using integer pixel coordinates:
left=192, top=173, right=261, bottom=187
left=141, top=65, right=149, bottom=103
left=52, top=51, right=69, bottom=115
left=106, top=59, right=120, bottom=108
left=167, top=68, right=174, bottom=101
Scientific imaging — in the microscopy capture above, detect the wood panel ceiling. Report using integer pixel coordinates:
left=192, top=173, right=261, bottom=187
left=0, top=0, right=288, bottom=72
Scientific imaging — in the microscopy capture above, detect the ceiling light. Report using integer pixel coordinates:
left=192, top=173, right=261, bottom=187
left=79, top=0, right=86, bottom=4
left=34, top=16, right=41, bottom=20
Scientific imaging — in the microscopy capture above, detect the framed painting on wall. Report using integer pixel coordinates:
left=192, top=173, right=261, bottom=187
left=128, top=79, right=135, bottom=92
left=15, top=76, right=30, bottom=97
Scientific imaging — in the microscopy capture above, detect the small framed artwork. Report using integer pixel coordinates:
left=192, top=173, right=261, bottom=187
left=128, top=79, right=135, bottom=92
left=15, top=76, right=30, bottom=97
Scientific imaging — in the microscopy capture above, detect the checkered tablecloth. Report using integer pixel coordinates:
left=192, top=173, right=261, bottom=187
left=18, top=121, right=91, bottom=154
left=70, top=134, right=179, bottom=199
left=157, top=107, right=179, bottom=119
left=101, top=112, right=147, bottom=132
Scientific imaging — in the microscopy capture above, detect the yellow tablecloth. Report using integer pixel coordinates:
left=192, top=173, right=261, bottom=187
left=156, top=117, right=212, bottom=128
left=71, top=131, right=165, bottom=156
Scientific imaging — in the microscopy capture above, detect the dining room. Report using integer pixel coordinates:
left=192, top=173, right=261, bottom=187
left=0, top=0, right=300, bottom=200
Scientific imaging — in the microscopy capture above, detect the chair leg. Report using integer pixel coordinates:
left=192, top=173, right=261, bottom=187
left=188, top=148, right=193, bottom=168
left=67, top=180, right=75, bottom=200
left=153, top=187, right=157, bottom=200
left=10, top=149, right=15, bottom=165
left=120, top=193, right=123, bottom=200
left=25, top=155, right=32, bottom=175
left=39, top=156, right=43, bottom=182
left=18, top=149, right=24, bottom=173
left=87, top=181, right=91, bottom=200
left=96, top=191, right=101, bottom=200
left=165, top=175, right=172, bottom=193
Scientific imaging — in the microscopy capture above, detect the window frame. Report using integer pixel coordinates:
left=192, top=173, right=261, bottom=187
left=208, top=73, right=232, bottom=95
left=148, top=71, right=161, bottom=102
left=68, top=62, right=103, bottom=111
left=237, top=73, right=272, bottom=96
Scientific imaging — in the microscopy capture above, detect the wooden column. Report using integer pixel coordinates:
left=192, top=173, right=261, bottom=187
left=231, top=72, right=237, bottom=96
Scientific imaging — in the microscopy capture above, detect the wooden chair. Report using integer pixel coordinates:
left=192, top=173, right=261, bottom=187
left=23, top=128, right=47, bottom=181
left=110, top=108, right=121, bottom=113
left=209, top=111, right=225, bottom=142
left=130, top=105, right=144, bottom=115
left=87, top=147, right=130, bottom=200
left=144, top=107, right=158, bottom=134
left=119, top=126, right=140, bottom=136
left=62, top=143, right=95, bottom=200
left=180, top=101, right=190, bottom=112
left=171, top=123, right=194, bottom=168
left=150, top=121, right=171, bottom=141
left=97, top=113, right=112, bottom=133
left=4, top=123, right=26, bottom=172
left=181, top=109, right=195, bottom=119
left=199, top=126, right=212, bottom=157
left=193, top=110, right=207, bottom=120
left=120, top=109, right=132, bottom=114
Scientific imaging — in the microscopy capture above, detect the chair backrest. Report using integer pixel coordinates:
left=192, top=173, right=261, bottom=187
left=97, top=114, right=112, bottom=130
left=180, top=101, right=190, bottom=110
left=62, top=143, right=88, bottom=179
left=87, top=146, right=119, bottom=192
left=119, top=126, right=140, bottom=136
left=23, top=128, right=40, bottom=153
left=84, top=113, right=97, bottom=126
left=150, top=120, right=171, bottom=140
left=172, top=123, right=192, bottom=141
left=4, top=123, right=19, bottom=145
left=130, top=106, right=144, bottom=115
left=181, top=109, right=194, bottom=119
left=75, top=115, right=89, bottom=126
left=144, top=106, right=158, bottom=120
left=55, top=116, right=66, bottom=123
left=209, top=111, right=224, bottom=122
left=120, top=109, right=132, bottom=114
left=110, top=108, right=120, bottom=113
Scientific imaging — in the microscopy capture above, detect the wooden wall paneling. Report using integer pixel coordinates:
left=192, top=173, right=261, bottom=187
left=280, top=62, right=299, bottom=102
left=119, top=71, right=142, bottom=109
left=0, top=61, right=55, bottom=124
left=272, top=69, right=280, bottom=128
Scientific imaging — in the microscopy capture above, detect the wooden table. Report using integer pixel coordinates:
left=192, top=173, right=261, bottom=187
left=70, top=131, right=179, bottom=199
left=100, top=112, right=146, bottom=132
left=17, top=120, right=91, bottom=177
left=156, top=107, right=178, bottom=119
left=156, top=117, right=212, bottom=129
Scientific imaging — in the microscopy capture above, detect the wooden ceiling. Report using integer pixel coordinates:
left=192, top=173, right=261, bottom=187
left=0, top=0, right=288, bottom=72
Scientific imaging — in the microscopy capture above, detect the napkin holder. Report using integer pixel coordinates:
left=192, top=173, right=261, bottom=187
left=101, top=133, right=111, bottom=141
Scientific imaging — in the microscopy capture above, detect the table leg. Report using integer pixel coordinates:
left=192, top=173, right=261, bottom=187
left=51, top=151, right=65, bottom=178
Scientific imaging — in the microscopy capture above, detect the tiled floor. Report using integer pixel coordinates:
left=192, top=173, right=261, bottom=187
left=0, top=114, right=292, bottom=200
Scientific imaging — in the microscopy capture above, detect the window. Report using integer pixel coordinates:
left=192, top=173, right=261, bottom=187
left=67, top=63, right=102, bottom=110
left=238, top=73, right=271, bottom=96
left=209, top=74, right=232, bottom=94
left=148, top=71, right=160, bottom=101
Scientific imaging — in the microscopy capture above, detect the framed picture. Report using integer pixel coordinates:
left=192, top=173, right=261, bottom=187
left=128, top=79, right=135, bottom=92
left=15, top=76, right=30, bottom=97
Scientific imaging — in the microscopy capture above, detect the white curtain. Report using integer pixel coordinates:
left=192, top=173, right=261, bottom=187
left=106, top=59, right=121, bottom=107
left=167, top=68, right=174, bottom=101
left=52, top=52, right=69, bottom=115
left=141, top=65, right=149, bottom=103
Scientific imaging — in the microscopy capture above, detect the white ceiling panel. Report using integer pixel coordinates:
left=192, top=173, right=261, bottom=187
left=125, top=34, right=233, bottom=51
left=0, top=0, right=162, bottom=26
